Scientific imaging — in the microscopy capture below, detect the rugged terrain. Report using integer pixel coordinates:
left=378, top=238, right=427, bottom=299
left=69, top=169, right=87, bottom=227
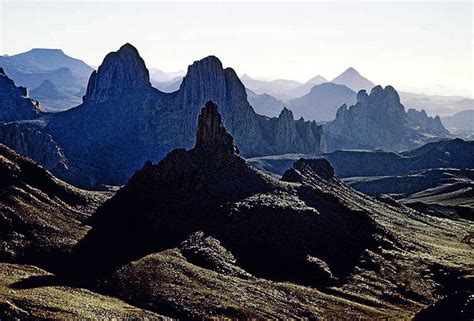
left=324, top=86, right=450, bottom=151
left=0, top=144, right=110, bottom=266
left=44, top=43, right=325, bottom=186
left=0, top=102, right=471, bottom=319
left=64, top=102, right=472, bottom=319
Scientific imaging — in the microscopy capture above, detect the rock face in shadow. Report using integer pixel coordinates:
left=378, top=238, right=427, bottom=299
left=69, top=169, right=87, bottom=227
left=0, top=144, right=109, bottom=266
left=45, top=44, right=325, bottom=186
left=73, top=101, right=381, bottom=287
left=0, top=68, right=44, bottom=122
left=0, top=122, right=68, bottom=174
left=324, top=86, right=450, bottom=151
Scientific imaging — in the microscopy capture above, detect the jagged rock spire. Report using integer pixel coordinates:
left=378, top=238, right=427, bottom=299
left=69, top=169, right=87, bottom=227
left=194, top=101, right=239, bottom=161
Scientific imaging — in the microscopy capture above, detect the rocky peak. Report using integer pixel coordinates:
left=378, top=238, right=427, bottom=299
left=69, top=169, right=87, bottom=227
left=282, top=158, right=336, bottom=183
left=83, top=43, right=150, bottom=103
left=194, top=101, right=239, bottom=162
left=356, top=90, right=369, bottom=105
left=178, top=55, right=246, bottom=110
left=278, top=107, right=294, bottom=120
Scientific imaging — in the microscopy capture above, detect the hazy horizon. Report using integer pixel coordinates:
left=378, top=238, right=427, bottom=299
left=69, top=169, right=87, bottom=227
left=1, top=0, right=472, bottom=97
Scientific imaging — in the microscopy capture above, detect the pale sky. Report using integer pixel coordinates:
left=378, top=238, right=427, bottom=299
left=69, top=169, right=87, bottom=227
left=1, top=0, right=473, bottom=97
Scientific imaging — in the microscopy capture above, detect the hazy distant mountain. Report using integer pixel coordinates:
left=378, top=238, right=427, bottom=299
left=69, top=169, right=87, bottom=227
left=442, top=110, right=474, bottom=131
left=149, top=68, right=185, bottom=82
left=0, top=48, right=93, bottom=79
left=288, top=75, right=328, bottom=98
left=240, top=74, right=302, bottom=99
left=246, top=89, right=286, bottom=117
left=324, top=86, right=449, bottom=151
left=331, top=67, right=375, bottom=92
left=400, top=91, right=473, bottom=116
left=0, top=48, right=93, bottom=111
left=290, top=83, right=356, bottom=121
left=151, top=76, right=183, bottom=93
left=0, top=68, right=44, bottom=122
left=29, top=79, right=83, bottom=112
left=44, top=44, right=325, bottom=186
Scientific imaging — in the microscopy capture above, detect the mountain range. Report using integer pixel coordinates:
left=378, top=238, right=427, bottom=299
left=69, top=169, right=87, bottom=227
left=324, top=86, right=449, bottom=151
left=0, top=48, right=93, bottom=111
left=1, top=102, right=471, bottom=318
left=42, top=44, right=325, bottom=186
left=0, top=43, right=458, bottom=188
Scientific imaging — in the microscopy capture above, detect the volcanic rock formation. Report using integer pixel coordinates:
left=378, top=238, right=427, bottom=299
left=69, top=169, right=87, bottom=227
left=45, top=44, right=325, bottom=186
left=324, top=86, right=450, bottom=151
left=73, top=101, right=380, bottom=286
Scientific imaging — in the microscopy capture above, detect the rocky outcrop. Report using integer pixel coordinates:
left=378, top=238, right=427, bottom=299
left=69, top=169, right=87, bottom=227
left=73, top=101, right=380, bottom=287
left=0, top=68, right=44, bottom=122
left=407, top=108, right=449, bottom=135
left=45, top=44, right=325, bottom=186
left=83, top=43, right=151, bottom=103
left=0, top=122, right=68, bottom=173
left=324, top=85, right=450, bottom=151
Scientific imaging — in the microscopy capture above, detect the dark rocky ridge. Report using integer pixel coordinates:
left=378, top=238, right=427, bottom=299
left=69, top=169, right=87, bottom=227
left=67, top=101, right=473, bottom=319
left=0, top=122, right=68, bottom=173
left=45, top=44, right=325, bottom=186
left=0, top=122, right=99, bottom=189
left=73, top=101, right=382, bottom=288
left=324, top=86, right=450, bottom=151
left=0, top=143, right=109, bottom=266
left=0, top=68, right=44, bottom=122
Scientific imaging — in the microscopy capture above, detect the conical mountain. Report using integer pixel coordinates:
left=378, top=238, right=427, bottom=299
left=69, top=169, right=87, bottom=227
left=331, top=67, right=375, bottom=92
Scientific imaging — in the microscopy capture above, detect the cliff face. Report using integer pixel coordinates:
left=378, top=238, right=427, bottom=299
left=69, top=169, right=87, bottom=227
left=324, top=86, right=450, bottom=151
left=0, top=122, right=68, bottom=173
left=407, top=108, right=449, bottom=135
left=0, top=68, right=44, bottom=122
left=45, top=44, right=325, bottom=186
left=83, top=43, right=151, bottom=103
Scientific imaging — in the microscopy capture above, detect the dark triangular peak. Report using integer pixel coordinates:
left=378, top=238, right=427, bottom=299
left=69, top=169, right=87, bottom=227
left=83, top=43, right=151, bottom=103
